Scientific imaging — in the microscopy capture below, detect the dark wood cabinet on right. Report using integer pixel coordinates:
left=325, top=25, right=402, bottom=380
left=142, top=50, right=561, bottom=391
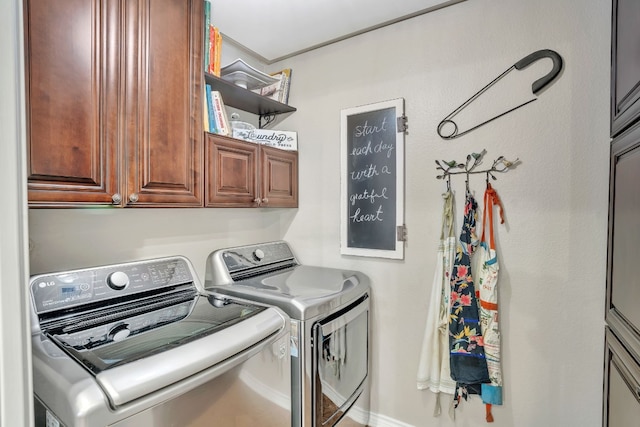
left=603, top=328, right=640, bottom=427
left=604, top=103, right=640, bottom=427
left=605, top=3, right=640, bottom=423
left=611, top=0, right=640, bottom=137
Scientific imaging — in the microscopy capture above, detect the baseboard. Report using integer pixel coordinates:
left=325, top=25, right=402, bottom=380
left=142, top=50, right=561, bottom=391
left=367, top=412, right=414, bottom=427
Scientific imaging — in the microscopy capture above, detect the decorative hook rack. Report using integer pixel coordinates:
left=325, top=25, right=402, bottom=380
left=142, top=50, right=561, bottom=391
left=435, top=149, right=520, bottom=190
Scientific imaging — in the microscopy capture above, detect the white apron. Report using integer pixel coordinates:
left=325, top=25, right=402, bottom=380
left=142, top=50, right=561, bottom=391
left=417, top=190, right=457, bottom=416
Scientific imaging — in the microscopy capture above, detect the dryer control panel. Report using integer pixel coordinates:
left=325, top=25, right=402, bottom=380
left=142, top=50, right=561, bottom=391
left=219, top=241, right=298, bottom=279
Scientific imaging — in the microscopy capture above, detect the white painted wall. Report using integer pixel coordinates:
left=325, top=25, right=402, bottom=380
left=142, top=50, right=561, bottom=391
left=28, top=0, right=611, bottom=426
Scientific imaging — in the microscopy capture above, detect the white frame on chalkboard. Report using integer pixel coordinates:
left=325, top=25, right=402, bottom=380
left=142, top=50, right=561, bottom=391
left=340, top=98, right=405, bottom=259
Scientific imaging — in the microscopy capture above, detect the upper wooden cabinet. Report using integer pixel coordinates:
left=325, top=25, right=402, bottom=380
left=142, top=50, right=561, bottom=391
left=206, top=134, right=259, bottom=207
left=25, top=0, right=118, bottom=205
left=260, top=145, right=298, bottom=208
left=25, top=0, right=204, bottom=207
left=205, top=134, right=298, bottom=208
left=611, top=0, right=640, bottom=137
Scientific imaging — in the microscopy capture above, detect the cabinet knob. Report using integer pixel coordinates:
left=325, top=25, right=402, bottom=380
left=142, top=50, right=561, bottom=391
left=129, top=193, right=139, bottom=203
left=112, top=193, right=122, bottom=204
left=261, top=198, right=269, bottom=204
left=253, top=198, right=261, bottom=205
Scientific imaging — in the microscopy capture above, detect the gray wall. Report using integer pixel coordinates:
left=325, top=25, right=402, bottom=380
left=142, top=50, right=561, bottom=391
left=275, top=0, right=610, bottom=425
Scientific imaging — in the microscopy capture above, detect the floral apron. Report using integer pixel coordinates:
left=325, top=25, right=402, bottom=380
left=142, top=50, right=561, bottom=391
left=474, top=182, right=504, bottom=422
left=417, top=190, right=457, bottom=416
left=449, top=191, right=490, bottom=405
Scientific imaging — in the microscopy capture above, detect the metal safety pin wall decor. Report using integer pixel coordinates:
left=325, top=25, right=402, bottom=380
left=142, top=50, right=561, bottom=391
left=437, top=49, right=563, bottom=140
left=435, top=149, right=520, bottom=191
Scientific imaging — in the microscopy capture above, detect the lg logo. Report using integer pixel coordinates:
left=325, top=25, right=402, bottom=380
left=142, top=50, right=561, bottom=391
left=38, top=281, right=55, bottom=288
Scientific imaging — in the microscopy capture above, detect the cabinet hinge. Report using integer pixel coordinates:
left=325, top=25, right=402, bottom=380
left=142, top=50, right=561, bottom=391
left=397, top=115, right=408, bottom=133
left=396, top=225, right=407, bottom=242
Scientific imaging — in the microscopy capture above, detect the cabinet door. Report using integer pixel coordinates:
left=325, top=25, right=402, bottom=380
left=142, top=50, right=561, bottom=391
left=260, top=146, right=298, bottom=208
left=607, top=121, right=640, bottom=360
left=603, top=328, right=640, bottom=427
left=611, top=0, right=640, bottom=137
left=25, top=0, right=119, bottom=206
left=122, top=0, right=203, bottom=207
left=205, top=135, right=259, bottom=207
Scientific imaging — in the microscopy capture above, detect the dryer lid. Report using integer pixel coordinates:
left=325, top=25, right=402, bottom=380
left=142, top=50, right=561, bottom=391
left=210, top=265, right=369, bottom=320
left=205, top=241, right=370, bottom=320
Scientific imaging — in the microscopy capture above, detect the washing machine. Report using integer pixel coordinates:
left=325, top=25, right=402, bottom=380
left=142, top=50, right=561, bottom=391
left=204, top=241, right=370, bottom=427
left=29, top=256, right=291, bottom=426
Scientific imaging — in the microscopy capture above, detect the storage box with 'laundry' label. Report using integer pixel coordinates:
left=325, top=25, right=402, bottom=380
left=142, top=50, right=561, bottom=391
left=232, top=129, right=298, bottom=151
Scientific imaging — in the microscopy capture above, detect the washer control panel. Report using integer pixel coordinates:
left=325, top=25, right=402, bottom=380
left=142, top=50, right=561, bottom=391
left=221, top=241, right=297, bottom=274
left=30, top=257, right=194, bottom=314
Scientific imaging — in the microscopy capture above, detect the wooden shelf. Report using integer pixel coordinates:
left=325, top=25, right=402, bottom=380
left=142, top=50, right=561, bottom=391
left=204, top=73, right=296, bottom=119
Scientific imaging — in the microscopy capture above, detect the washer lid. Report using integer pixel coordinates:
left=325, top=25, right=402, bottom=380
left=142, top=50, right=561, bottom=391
left=93, top=306, right=285, bottom=407
left=209, top=265, right=370, bottom=320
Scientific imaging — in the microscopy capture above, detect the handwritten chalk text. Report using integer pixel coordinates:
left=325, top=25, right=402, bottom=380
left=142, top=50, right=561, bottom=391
left=350, top=205, right=384, bottom=223
left=354, top=118, right=388, bottom=137
left=349, top=187, right=388, bottom=206
left=350, top=139, right=395, bottom=159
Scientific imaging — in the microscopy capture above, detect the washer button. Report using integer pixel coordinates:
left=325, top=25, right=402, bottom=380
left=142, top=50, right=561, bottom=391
left=106, top=271, right=129, bottom=290
left=253, top=249, right=265, bottom=261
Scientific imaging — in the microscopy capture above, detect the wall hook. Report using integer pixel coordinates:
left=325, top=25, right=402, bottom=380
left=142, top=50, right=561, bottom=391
left=435, top=150, right=519, bottom=187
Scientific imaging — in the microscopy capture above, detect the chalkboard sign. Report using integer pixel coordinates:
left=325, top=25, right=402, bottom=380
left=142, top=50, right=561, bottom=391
left=340, top=98, right=405, bottom=259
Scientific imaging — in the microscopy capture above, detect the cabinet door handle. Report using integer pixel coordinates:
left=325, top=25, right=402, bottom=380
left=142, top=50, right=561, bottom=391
left=129, top=193, right=139, bottom=203
left=112, top=193, right=122, bottom=205
left=253, top=198, right=261, bottom=206
left=261, top=198, right=269, bottom=204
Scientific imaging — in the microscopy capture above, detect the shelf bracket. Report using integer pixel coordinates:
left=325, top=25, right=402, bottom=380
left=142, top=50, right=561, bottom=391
left=259, top=113, right=277, bottom=129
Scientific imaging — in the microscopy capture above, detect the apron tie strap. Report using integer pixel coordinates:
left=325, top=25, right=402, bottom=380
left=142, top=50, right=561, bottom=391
left=480, top=183, right=504, bottom=249
left=440, top=190, right=455, bottom=240
left=433, top=393, right=441, bottom=417
left=485, top=403, right=494, bottom=423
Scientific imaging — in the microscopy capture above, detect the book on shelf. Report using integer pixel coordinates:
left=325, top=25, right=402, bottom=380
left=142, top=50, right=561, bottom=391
left=205, top=84, right=217, bottom=134
left=213, top=27, right=222, bottom=76
left=203, top=0, right=221, bottom=76
left=203, top=88, right=210, bottom=132
left=210, top=90, right=230, bottom=136
left=203, top=0, right=211, bottom=73
left=258, top=68, right=292, bottom=104
left=208, top=25, right=221, bottom=76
